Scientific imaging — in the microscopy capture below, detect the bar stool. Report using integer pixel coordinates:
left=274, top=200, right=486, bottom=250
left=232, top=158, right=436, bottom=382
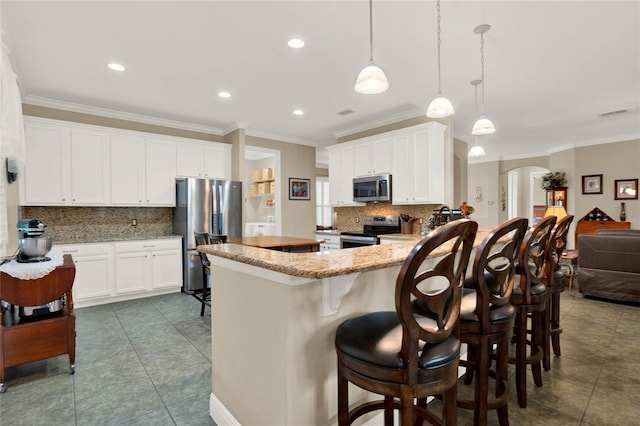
left=335, top=219, right=478, bottom=426
left=543, top=215, right=574, bottom=370
left=458, top=217, right=528, bottom=426
left=194, top=233, right=227, bottom=316
left=509, top=215, right=556, bottom=408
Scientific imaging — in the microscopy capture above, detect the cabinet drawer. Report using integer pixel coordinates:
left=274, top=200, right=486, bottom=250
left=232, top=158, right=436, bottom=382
left=52, top=243, right=112, bottom=257
left=114, top=239, right=180, bottom=253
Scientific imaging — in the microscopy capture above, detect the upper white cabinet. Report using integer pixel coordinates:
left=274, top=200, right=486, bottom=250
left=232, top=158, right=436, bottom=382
left=23, top=118, right=109, bottom=206
left=327, top=144, right=363, bottom=207
left=353, top=138, right=391, bottom=177
left=145, top=138, right=177, bottom=205
left=391, top=122, right=447, bottom=205
left=176, top=141, right=230, bottom=180
left=328, top=122, right=450, bottom=207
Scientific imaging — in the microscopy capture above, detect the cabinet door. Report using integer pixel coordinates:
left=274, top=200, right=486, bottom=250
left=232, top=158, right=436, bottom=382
left=23, top=121, right=70, bottom=204
left=70, top=128, right=109, bottom=205
left=146, top=138, right=176, bottom=206
left=353, top=142, right=372, bottom=177
left=176, top=142, right=204, bottom=177
left=114, top=251, right=149, bottom=294
left=391, top=135, right=411, bottom=204
left=411, top=129, right=445, bottom=204
left=203, top=144, right=229, bottom=179
left=110, top=134, right=145, bottom=205
left=150, top=249, right=182, bottom=290
left=371, top=138, right=391, bottom=175
left=329, top=145, right=358, bottom=206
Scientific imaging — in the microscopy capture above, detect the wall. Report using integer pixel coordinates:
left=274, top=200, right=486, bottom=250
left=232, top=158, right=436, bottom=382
left=467, top=161, right=501, bottom=228
left=245, top=135, right=316, bottom=239
left=245, top=156, right=276, bottom=224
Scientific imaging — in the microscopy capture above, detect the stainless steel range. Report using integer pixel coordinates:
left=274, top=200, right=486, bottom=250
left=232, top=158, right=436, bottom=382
left=340, top=216, right=401, bottom=248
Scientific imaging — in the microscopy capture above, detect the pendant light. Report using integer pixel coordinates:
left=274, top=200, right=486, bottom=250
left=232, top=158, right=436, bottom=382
left=468, top=79, right=486, bottom=157
left=472, top=24, right=496, bottom=135
left=426, top=0, right=454, bottom=118
left=355, top=0, right=389, bottom=94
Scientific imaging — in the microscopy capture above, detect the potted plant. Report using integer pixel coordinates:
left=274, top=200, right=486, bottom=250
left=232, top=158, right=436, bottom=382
left=541, top=171, right=567, bottom=190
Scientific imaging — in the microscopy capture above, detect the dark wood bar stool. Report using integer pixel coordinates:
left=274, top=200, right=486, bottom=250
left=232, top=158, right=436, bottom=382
left=335, top=220, right=478, bottom=426
left=458, top=217, right=528, bottom=426
left=509, top=215, right=556, bottom=408
left=543, top=215, right=574, bottom=370
left=194, top=233, right=227, bottom=316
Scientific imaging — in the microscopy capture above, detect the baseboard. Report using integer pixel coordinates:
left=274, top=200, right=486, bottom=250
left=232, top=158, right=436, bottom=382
left=210, top=392, right=240, bottom=425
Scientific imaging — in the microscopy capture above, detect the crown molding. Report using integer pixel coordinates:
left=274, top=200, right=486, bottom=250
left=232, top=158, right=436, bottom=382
left=333, top=106, right=426, bottom=139
left=245, top=128, right=319, bottom=147
left=23, top=95, right=224, bottom=135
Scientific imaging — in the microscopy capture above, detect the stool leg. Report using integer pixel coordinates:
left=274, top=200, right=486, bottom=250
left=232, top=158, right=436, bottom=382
left=474, top=336, right=490, bottom=426
left=337, top=361, right=349, bottom=426
left=543, top=294, right=551, bottom=371
left=551, top=291, right=562, bottom=356
left=496, top=339, right=510, bottom=426
left=443, top=384, right=457, bottom=426
left=385, top=396, right=394, bottom=425
left=515, top=310, right=528, bottom=408
left=532, top=310, right=544, bottom=387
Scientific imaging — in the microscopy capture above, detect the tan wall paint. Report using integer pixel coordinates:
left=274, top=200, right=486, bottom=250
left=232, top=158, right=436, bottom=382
left=22, top=104, right=226, bottom=142
left=224, top=128, right=244, bottom=182
left=245, top=135, right=316, bottom=238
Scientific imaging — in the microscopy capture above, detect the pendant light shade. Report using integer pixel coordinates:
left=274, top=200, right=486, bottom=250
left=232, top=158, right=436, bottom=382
left=471, top=24, right=495, bottom=135
left=355, top=0, right=388, bottom=94
left=355, top=61, right=389, bottom=94
left=468, top=144, right=487, bottom=157
left=472, top=116, right=496, bottom=136
left=427, top=0, right=454, bottom=118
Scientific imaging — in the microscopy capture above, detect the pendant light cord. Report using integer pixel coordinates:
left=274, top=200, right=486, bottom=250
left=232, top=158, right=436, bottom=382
left=436, top=0, right=442, bottom=94
left=480, top=32, right=486, bottom=115
left=368, top=0, right=374, bottom=62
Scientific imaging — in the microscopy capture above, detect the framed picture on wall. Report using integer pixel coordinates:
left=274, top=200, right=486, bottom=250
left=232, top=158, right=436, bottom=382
left=614, top=178, right=638, bottom=200
left=289, top=178, right=311, bottom=200
left=582, top=174, right=603, bottom=194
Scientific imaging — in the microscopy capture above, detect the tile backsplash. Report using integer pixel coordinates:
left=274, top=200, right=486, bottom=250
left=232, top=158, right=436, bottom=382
left=335, top=204, right=445, bottom=234
left=19, top=207, right=174, bottom=243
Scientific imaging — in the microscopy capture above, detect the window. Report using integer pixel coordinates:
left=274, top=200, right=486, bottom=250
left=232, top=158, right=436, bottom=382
left=316, top=177, right=333, bottom=228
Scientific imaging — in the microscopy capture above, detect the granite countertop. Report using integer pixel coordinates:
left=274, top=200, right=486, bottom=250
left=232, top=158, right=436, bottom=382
left=54, top=234, right=183, bottom=245
left=314, top=230, right=340, bottom=236
left=201, top=227, right=493, bottom=279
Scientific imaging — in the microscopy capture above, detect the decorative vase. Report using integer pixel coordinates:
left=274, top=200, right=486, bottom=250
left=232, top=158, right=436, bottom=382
left=620, top=202, right=627, bottom=221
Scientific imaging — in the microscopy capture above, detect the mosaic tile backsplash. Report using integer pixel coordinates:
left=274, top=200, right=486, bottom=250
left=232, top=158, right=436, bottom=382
left=19, top=207, right=174, bottom=244
left=335, top=204, right=445, bottom=234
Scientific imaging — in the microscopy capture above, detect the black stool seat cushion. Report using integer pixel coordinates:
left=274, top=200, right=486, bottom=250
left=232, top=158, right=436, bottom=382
left=335, top=311, right=461, bottom=370
left=459, top=287, right=516, bottom=324
left=512, top=282, right=546, bottom=298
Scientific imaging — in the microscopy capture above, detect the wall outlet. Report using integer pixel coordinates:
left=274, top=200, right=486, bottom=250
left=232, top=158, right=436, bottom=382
left=355, top=217, right=360, bottom=223
left=131, top=219, right=137, bottom=226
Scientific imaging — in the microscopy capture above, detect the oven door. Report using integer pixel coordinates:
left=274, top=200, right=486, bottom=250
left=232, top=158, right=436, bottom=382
left=340, top=235, right=378, bottom=248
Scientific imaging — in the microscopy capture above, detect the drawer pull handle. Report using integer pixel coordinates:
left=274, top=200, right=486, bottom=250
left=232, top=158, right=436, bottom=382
left=63, top=250, right=79, bottom=253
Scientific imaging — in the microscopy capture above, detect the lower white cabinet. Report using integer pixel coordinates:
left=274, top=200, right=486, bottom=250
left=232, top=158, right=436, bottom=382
left=315, top=233, right=340, bottom=250
left=52, top=238, right=182, bottom=308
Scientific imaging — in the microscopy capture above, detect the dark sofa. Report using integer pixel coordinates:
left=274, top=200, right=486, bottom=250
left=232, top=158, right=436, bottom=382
left=577, top=229, right=640, bottom=303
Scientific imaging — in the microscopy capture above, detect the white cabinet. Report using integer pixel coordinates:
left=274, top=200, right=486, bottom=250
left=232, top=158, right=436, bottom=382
left=315, top=233, right=340, bottom=251
left=176, top=141, right=230, bottom=179
left=353, top=138, right=391, bottom=177
left=23, top=119, right=109, bottom=205
left=51, top=243, right=114, bottom=306
left=145, top=138, right=176, bottom=206
left=327, top=144, right=363, bottom=207
left=110, top=133, right=146, bottom=205
left=51, top=238, right=181, bottom=308
left=391, top=122, right=448, bottom=205
left=114, top=239, right=182, bottom=295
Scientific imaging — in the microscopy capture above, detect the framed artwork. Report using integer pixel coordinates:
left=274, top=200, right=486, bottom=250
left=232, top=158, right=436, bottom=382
left=614, top=178, right=638, bottom=200
left=582, top=174, right=603, bottom=194
left=289, top=178, right=310, bottom=200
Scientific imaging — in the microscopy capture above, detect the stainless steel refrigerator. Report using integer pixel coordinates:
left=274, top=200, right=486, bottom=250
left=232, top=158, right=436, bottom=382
left=174, top=178, right=243, bottom=293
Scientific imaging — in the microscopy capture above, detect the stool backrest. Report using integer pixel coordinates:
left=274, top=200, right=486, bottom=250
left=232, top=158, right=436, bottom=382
left=396, top=219, right=477, bottom=378
left=194, top=233, right=228, bottom=266
left=546, top=215, right=574, bottom=279
left=517, top=215, right=556, bottom=303
left=472, top=217, right=529, bottom=329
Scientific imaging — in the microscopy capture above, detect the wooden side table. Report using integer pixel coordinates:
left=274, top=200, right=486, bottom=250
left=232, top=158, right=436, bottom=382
left=561, top=251, right=579, bottom=296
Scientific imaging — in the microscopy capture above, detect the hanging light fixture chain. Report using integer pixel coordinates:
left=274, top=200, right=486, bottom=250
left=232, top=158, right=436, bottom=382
left=436, top=0, right=442, bottom=94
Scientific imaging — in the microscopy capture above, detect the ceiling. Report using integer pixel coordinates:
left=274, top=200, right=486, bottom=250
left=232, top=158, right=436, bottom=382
left=2, top=1, right=639, bottom=166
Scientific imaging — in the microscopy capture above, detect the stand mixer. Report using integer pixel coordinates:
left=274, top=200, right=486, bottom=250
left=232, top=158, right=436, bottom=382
left=17, top=219, right=53, bottom=263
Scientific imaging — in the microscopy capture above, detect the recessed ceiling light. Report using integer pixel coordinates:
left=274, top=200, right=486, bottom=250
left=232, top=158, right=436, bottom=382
left=293, top=109, right=304, bottom=116
left=107, top=63, right=125, bottom=71
left=218, top=91, right=231, bottom=98
left=288, top=37, right=304, bottom=48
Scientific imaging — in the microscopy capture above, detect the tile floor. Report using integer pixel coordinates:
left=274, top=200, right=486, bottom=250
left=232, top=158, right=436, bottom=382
left=0, top=290, right=639, bottom=425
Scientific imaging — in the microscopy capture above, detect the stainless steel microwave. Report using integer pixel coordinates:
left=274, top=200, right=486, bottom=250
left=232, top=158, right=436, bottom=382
left=353, top=174, right=392, bottom=202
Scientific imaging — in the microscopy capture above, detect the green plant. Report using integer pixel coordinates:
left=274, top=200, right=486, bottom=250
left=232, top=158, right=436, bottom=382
left=541, top=171, right=567, bottom=190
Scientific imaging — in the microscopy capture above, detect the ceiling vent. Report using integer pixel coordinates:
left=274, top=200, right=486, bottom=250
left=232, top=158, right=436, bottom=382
left=600, top=109, right=628, bottom=117
left=337, top=109, right=355, bottom=116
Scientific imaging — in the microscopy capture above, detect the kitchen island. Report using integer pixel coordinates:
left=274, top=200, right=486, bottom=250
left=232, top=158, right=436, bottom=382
left=199, top=228, right=492, bottom=426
